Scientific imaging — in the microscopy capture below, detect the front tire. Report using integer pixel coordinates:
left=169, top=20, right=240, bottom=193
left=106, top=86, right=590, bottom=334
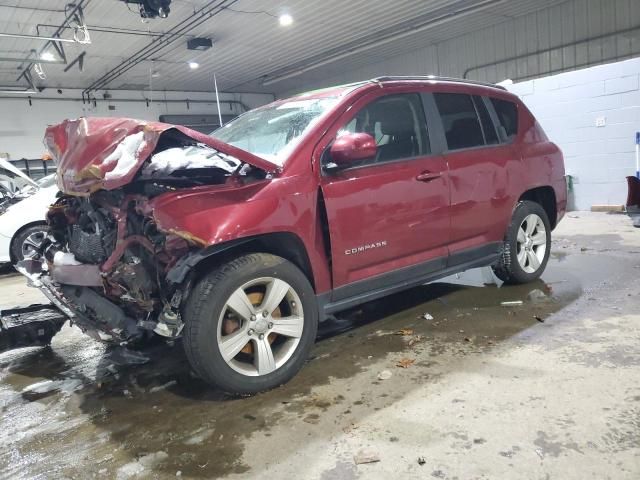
left=183, top=253, right=318, bottom=394
left=493, top=201, right=551, bottom=284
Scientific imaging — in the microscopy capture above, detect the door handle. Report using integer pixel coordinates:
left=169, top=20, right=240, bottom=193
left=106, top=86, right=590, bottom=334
left=416, top=171, right=441, bottom=182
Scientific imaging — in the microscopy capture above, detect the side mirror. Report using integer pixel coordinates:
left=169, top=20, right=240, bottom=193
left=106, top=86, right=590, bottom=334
left=329, top=132, right=377, bottom=167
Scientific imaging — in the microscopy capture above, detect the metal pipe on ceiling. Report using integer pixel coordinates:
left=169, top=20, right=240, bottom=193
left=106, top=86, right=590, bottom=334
left=0, top=94, right=249, bottom=111
left=0, top=32, right=77, bottom=43
left=35, top=23, right=178, bottom=38
left=0, top=3, right=66, bottom=13
left=0, top=55, right=65, bottom=63
left=83, top=0, right=238, bottom=96
left=0, top=89, right=38, bottom=94
left=260, top=0, right=507, bottom=87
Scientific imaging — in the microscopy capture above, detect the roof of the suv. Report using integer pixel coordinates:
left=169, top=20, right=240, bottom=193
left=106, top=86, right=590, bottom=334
left=371, top=75, right=507, bottom=91
left=291, top=76, right=508, bottom=101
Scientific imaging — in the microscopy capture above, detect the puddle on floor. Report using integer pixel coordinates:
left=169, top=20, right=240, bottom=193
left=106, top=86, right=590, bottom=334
left=0, top=251, right=623, bottom=478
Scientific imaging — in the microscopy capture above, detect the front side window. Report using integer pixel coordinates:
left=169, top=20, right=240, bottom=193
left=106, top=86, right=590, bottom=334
left=434, top=93, right=486, bottom=151
left=490, top=98, right=519, bottom=142
left=338, top=93, right=430, bottom=164
left=212, top=97, right=341, bottom=166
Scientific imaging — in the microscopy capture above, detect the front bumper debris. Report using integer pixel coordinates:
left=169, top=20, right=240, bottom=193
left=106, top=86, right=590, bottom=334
left=16, top=259, right=141, bottom=342
left=0, top=304, right=67, bottom=354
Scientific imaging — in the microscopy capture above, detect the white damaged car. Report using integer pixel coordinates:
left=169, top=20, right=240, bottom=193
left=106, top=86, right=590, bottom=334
left=0, top=161, right=58, bottom=264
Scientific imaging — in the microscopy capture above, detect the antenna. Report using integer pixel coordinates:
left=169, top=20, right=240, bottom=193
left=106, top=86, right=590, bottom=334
left=213, top=73, right=223, bottom=128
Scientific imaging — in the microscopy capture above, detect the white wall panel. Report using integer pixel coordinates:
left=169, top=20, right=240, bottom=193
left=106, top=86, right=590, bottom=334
left=506, top=57, right=640, bottom=210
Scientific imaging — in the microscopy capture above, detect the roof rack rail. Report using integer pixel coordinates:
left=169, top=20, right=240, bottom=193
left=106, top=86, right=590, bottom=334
left=370, top=76, right=507, bottom=91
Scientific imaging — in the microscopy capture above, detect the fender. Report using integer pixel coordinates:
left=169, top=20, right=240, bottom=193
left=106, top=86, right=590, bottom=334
left=166, top=237, right=255, bottom=284
left=152, top=174, right=332, bottom=291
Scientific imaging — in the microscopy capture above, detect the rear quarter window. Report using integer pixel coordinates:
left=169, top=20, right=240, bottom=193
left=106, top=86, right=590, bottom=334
left=490, top=98, right=519, bottom=142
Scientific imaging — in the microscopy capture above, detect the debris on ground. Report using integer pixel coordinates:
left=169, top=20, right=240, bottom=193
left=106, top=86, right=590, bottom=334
left=500, top=300, right=523, bottom=306
left=373, top=330, right=395, bottom=337
left=417, top=457, right=426, bottom=466
left=407, top=335, right=424, bottom=347
left=527, top=289, right=550, bottom=302
left=396, top=328, right=414, bottom=336
left=354, top=450, right=381, bottom=465
left=396, top=358, right=415, bottom=368
left=106, top=347, right=150, bottom=366
left=534, top=315, right=544, bottom=322
left=148, top=380, right=177, bottom=393
left=463, top=337, right=472, bottom=343
left=422, top=313, right=434, bottom=320
left=117, top=451, right=169, bottom=479
left=377, top=370, right=393, bottom=380
left=21, top=379, right=83, bottom=399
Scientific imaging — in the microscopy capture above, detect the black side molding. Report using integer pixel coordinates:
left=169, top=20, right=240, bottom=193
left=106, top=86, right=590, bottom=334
left=317, top=242, right=501, bottom=319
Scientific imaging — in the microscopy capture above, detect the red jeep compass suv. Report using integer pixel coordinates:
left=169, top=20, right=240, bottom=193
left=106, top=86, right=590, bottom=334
left=18, top=76, right=566, bottom=393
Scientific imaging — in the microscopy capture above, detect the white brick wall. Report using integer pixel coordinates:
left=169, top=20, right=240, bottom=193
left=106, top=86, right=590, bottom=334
left=507, top=57, right=640, bottom=210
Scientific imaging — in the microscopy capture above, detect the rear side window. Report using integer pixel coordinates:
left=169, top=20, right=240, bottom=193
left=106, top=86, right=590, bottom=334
left=490, top=98, right=519, bottom=142
left=433, top=93, right=485, bottom=150
left=339, top=93, right=430, bottom=164
left=473, top=96, right=499, bottom=145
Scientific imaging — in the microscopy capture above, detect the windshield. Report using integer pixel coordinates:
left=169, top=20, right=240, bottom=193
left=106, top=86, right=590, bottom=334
left=211, top=97, right=340, bottom=166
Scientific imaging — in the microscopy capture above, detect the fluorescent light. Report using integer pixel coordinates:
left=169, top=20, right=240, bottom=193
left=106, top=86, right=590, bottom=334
left=40, top=51, right=55, bottom=61
left=188, top=61, right=199, bottom=70
left=278, top=14, right=293, bottom=26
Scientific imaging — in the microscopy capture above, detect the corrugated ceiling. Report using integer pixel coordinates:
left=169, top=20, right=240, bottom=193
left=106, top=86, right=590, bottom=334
left=0, top=0, right=631, bottom=95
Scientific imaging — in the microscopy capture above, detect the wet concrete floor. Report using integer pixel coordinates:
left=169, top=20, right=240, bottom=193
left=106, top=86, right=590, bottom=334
left=0, top=212, right=639, bottom=479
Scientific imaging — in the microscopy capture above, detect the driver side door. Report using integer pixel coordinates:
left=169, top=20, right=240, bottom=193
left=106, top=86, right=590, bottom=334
left=319, top=91, right=450, bottom=298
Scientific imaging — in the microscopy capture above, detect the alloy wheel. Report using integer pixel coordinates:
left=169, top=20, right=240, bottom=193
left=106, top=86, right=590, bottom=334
left=516, top=213, right=547, bottom=274
left=217, top=277, right=304, bottom=376
left=21, top=230, right=47, bottom=260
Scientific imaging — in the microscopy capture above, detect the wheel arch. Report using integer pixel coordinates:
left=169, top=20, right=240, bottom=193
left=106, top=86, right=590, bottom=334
left=8, top=220, right=48, bottom=264
left=519, top=186, right=557, bottom=229
left=168, top=231, right=317, bottom=291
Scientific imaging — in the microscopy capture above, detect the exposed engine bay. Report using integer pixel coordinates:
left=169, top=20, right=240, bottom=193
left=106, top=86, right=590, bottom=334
left=17, top=117, right=275, bottom=344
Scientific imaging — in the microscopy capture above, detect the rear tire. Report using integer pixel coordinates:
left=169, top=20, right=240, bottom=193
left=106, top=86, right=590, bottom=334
left=183, top=253, right=318, bottom=394
left=493, top=201, right=551, bottom=284
left=10, top=224, right=49, bottom=264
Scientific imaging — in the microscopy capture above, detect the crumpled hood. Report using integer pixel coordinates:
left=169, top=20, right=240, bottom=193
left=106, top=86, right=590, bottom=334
left=44, top=117, right=279, bottom=195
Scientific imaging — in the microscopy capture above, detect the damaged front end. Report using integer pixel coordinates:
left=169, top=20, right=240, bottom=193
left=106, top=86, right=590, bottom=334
left=17, top=117, right=277, bottom=344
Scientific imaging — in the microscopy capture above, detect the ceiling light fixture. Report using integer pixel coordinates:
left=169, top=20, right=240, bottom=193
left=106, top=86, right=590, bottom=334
left=188, top=61, right=199, bottom=70
left=40, top=51, right=55, bottom=61
left=278, top=13, right=293, bottom=26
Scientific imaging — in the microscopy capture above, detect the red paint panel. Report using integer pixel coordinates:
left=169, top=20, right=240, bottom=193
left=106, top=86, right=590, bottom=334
left=447, top=144, right=519, bottom=251
left=321, top=158, right=450, bottom=287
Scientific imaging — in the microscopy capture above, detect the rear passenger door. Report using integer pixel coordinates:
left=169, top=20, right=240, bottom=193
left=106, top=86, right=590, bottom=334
left=431, top=91, right=518, bottom=261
